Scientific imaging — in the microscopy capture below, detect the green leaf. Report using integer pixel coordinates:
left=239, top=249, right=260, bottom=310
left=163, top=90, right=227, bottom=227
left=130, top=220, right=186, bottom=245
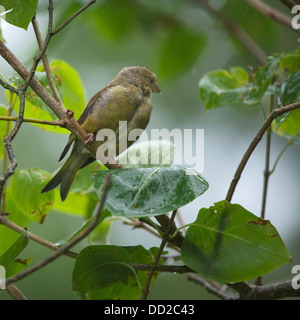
left=46, top=60, right=86, bottom=119
left=92, top=165, right=209, bottom=218
left=72, top=245, right=159, bottom=300
left=6, top=256, right=33, bottom=277
left=1, top=0, right=38, bottom=30
left=279, top=47, right=300, bottom=73
left=0, top=230, right=28, bottom=270
left=199, top=67, right=249, bottom=110
left=181, top=201, right=291, bottom=283
left=0, top=188, right=31, bottom=256
left=280, top=71, right=300, bottom=106
left=55, top=208, right=111, bottom=247
left=157, top=26, right=206, bottom=79
left=9, top=168, right=55, bottom=224
left=199, top=56, right=280, bottom=110
left=116, top=139, right=176, bottom=168
left=273, top=108, right=300, bottom=143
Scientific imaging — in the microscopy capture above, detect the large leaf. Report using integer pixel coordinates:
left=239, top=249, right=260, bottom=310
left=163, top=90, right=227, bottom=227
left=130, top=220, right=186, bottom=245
left=92, top=165, right=208, bottom=218
left=72, top=245, right=159, bottom=300
left=181, top=201, right=291, bottom=283
left=1, top=0, right=38, bottom=30
left=9, top=168, right=55, bottom=224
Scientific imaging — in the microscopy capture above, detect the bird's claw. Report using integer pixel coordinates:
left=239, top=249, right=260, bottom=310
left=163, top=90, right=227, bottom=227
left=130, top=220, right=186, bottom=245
left=84, top=133, right=94, bottom=144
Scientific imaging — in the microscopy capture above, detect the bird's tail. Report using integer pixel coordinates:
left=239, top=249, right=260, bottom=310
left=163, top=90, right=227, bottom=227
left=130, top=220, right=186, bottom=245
left=41, top=152, right=91, bottom=201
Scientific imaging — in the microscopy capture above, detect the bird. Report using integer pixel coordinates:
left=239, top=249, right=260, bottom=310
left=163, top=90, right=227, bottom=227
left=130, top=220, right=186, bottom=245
left=41, top=66, right=161, bottom=201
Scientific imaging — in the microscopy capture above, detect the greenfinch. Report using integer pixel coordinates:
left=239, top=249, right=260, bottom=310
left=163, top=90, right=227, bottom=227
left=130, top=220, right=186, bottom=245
left=41, top=66, right=161, bottom=201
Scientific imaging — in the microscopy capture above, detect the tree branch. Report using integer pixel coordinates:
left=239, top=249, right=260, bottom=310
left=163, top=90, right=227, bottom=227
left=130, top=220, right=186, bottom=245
left=0, top=116, right=66, bottom=127
left=279, top=0, right=297, bottom=10
left=6, top=283, right=28, bottom=300
left=50, top=0, right=97, bottom=36
left=226, top=101, right=300, bottom=202
left=245, top=0, right=298, bottom=32
left=141, top=210, right=178, bottom=300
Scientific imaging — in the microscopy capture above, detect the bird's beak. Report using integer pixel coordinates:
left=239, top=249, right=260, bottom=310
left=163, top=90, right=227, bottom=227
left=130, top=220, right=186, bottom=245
left=152, top=83, right=161, bottom=93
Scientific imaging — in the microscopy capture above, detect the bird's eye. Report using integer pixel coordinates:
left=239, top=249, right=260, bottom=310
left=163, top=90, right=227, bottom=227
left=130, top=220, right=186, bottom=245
left=150, top=78, right=154, bottom=84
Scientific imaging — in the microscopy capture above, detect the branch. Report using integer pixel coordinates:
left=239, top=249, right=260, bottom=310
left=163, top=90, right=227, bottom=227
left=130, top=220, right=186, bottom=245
left=0, top=91, right=25, bottom=207
left=226, top=101, right=300, bottom=202
left=141, top=210, right=178, bottom=300
left=229, top=280, right=300, bottom=300
left=131, top=263, right=194, bottom=274
left=5, top=174, right=110, bottom=286
left=245, top=0, right=298, bottom=32
left=195, top=0, right=267, bottom=64
left=6, top=283, right=28, bottom=300
left=188, top=274, right=236, bottom=300
left=279, top=0, right=297, bottom=10
left=32, top=15, right=63, bottom=105
left=260, top=95, right=274, bottom=220
left=0, top=116, right=66, bottom=127
left=50, top=0, right=97, bottom=36
left=155, top=212, right=184, bottom=248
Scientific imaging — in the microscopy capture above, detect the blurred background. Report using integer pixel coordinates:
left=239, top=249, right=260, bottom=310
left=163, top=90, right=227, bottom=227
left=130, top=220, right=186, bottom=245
left=0, top=0, right=300, bottom=299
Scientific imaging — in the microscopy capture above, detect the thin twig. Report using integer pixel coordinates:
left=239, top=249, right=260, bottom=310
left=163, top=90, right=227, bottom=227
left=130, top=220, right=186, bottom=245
left=245, top=0, right=298, bottom=32
left=0, top=78, right=19, bottom=95
left=131, top=263, right=194, bottom=274
left=269, top=140, right=293, bottom=175
left=5, top=174, right=110, bottom=286
left=32, top=15, right=63, bottom=105
left=141, top=210, right=177, bottom=300
left=260, top=94, right=274, bottom=220
left=0, top=116, right=66, bottom=127
left=226, top=101, right=300, bottom=202
left=50, top=0, right=97, bottom=36
left=188, top=274, right=236, bottom=300
left=0, top=91, right=25, bottom=207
